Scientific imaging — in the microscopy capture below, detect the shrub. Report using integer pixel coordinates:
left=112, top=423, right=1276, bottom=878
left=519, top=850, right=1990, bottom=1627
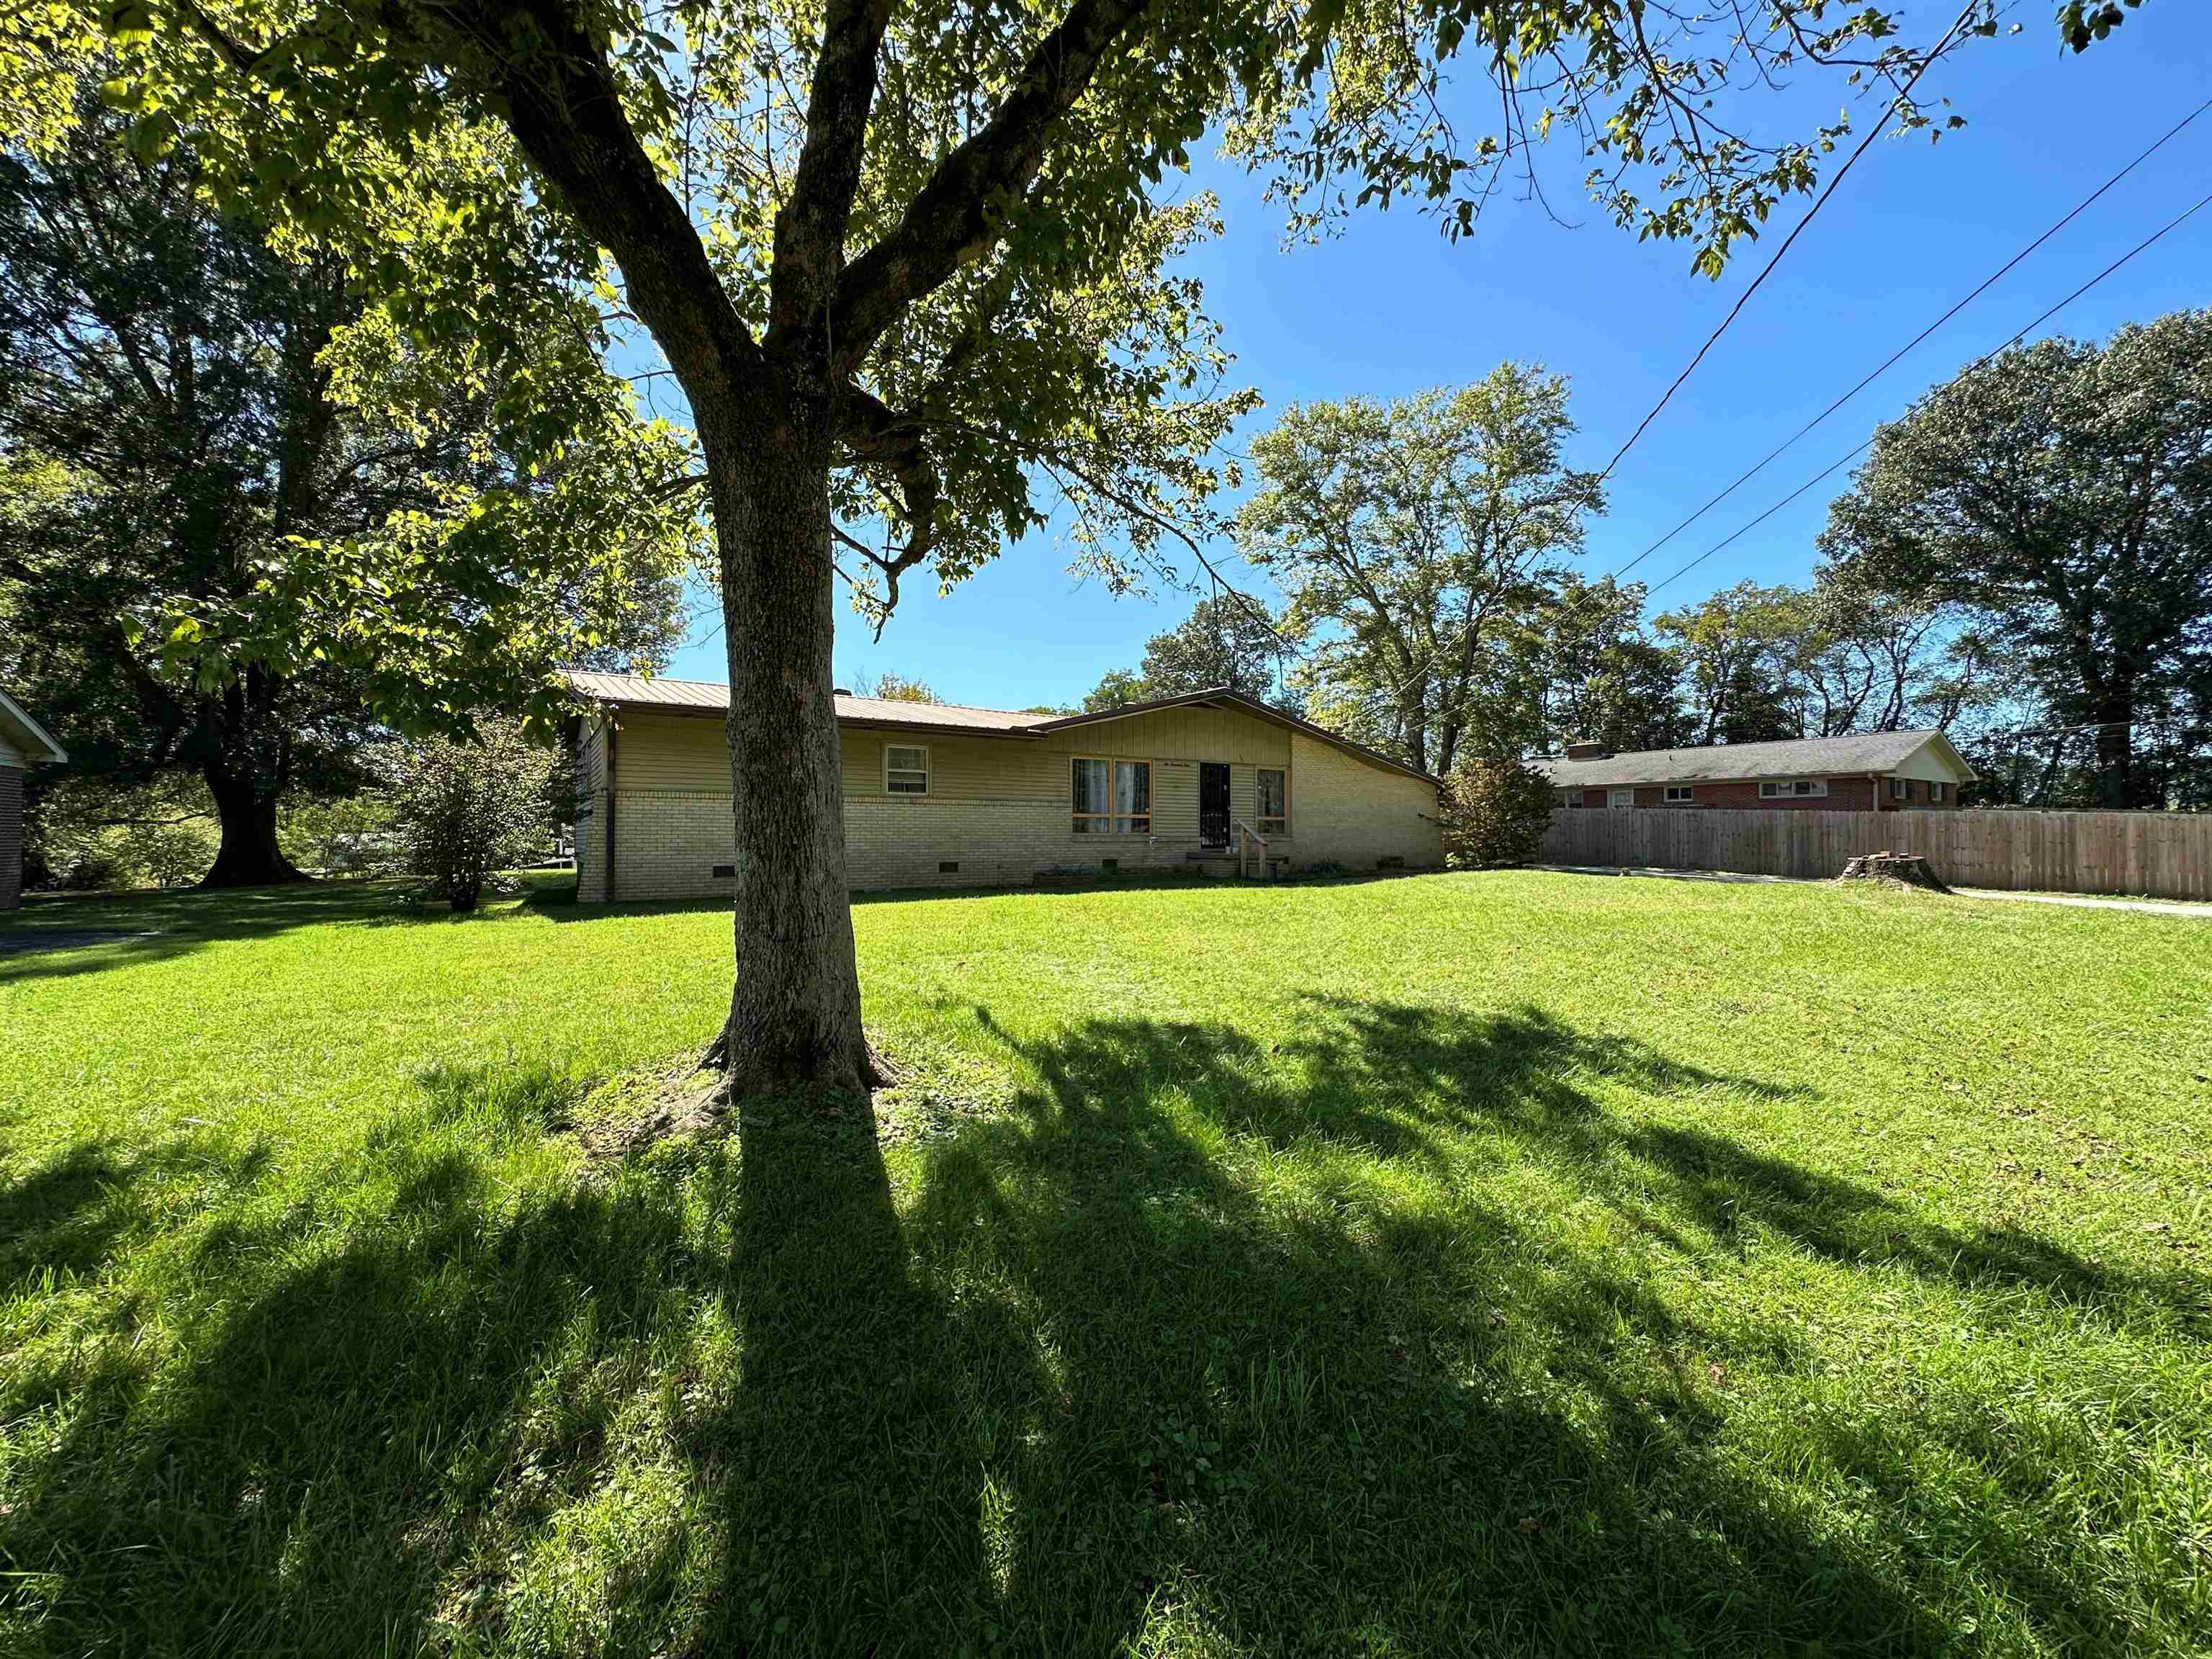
left=392, top=718, right=559, bottom=912
left=1439, top=755, right=1556, bottom=869
left=27, top=774, right=219, bottom=891
left=281, top=786, right=402, bottom=876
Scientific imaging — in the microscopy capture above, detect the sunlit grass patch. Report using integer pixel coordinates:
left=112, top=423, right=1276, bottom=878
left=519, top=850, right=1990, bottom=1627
left=1, top=872, right=2208, bottom=1655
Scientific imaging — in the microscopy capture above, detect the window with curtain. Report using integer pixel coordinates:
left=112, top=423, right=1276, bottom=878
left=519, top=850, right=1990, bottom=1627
left=1257, top=768, right=1287, bottom=835
left=885, top=744, right=929, bottom=794
left=1072, top=757, right=1149, bottom=832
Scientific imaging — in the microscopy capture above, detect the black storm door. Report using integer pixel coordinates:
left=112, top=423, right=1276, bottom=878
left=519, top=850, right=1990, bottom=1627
left=1200, top=763, right=1231, bottom=847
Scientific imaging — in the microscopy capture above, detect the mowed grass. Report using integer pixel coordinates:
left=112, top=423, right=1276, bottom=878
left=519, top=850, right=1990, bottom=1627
left=2, top=873, right=2209, bottom=1658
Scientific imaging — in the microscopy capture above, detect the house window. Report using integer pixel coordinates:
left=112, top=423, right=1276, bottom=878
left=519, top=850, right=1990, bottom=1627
left=1758, top=778, right=1828, bottom=799
left=1257, top=768, right=1287, bottom=835
left=1928, top=781, right=1948, bottom=803
left=1607, top=788, right=1635, bottom=808
left=1663, top=786, right=1694, bottom=804
left=1892, top=778, right=1912, bottom=801
left=1561, top=790, right=1583, bottom=808
left=1072, top=757, right=1150, bottom=833
left=885, top=743, right=930, bottom=795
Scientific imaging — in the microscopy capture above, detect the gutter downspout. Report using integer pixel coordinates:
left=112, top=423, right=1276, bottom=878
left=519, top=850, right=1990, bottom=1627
left=605, top=714, right=619, bottom=904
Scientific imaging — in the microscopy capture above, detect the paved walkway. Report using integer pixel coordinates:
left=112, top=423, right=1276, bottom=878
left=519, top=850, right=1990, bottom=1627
left=1532, top=863, right=2212, bottom=918
left=1954, top=888, right=2212, bottom=920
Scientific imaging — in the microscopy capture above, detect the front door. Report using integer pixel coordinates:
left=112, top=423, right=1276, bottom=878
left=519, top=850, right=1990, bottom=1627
left=1200, top=763, right=1231, bottom=848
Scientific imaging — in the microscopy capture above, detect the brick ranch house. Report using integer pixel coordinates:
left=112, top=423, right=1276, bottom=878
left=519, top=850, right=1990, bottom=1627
left=1534, top=729, right=1977, bottom=812
left=565, top=673, right=1443, bottom=902
left=1, top=686, right=68, bottom=911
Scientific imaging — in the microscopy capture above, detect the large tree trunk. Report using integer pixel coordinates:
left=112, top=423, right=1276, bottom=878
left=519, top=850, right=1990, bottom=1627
left=199, top=669, right=307, bottom=887
left=2092, top=695, right=2134, bottom=809
left=201, top=767, right=307, bottom=887
left=703, top=392, right=877, bottom=1100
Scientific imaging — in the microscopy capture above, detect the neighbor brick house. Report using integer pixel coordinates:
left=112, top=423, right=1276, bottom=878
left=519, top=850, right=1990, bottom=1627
left=565, top=673, right=1442, bottom=902
left=0, top=686, right=68, bottom=911
left=1534, top=729, right=1976, bottom=813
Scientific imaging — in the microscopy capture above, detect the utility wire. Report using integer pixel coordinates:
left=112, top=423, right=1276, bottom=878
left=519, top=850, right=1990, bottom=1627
left=1593, top=0, right=1981, bottom=483
left=1609, top=92, right=2212, bottom=583
left=1639, top=184, right=2212, bottom=603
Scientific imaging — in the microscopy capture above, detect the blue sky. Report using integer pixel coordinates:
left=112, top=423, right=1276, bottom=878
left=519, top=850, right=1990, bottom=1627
left=665, top=8, right=2212, bottom=710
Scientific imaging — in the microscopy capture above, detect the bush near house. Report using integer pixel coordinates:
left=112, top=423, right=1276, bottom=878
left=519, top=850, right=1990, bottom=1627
left=1439, top=754, right=1557, bottom=867
left=392, top=719, right=559, bottom=911
left=1, top=873, right=2206, bottom=1655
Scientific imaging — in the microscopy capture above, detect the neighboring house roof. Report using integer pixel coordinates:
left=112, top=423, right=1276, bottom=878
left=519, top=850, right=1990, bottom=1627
left=563, top=673, right=1434, bottom=782
left=1534, top=729, right=1976, bottom=788
left=0, top=686, right=67, bottom=765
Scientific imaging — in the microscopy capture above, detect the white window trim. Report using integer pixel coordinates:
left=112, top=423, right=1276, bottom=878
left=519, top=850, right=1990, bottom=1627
left=1606, top=787, right=1636, bottom=808
left=1256, top=766, right=1289, bottom=836
left=1758, top=778, right=1829, bottom=799
left=884, top=741, right=930, bottom=796
left=1663, top=785, right=1694, bottom=804
left=1071, top=755, right=1152, bottom=835
left=1892, top=778, right=1911, bottom=801
left=1928, top=781, right=1948, bottom=803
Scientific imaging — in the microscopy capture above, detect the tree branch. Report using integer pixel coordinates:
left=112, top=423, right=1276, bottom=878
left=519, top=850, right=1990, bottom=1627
left=423, top=1, right=767, bottom=411
left=767, top=0, right=897, bottom=352
left=827, top=0, right=1159, bottom=372
left=839, top=382, right=941, bottom=635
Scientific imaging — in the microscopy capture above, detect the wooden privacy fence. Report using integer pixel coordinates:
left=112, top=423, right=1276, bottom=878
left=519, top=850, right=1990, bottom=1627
left=1538, top=808, right=2212, bottom=901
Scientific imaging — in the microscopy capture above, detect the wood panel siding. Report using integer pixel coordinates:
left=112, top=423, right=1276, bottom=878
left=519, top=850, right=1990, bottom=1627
left=1033, top=704, right=1294, bottom=767
left=1539, top=806, right=2212, bottom=899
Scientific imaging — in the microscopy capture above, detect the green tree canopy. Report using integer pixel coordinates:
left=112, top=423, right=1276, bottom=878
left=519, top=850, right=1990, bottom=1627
left=22, top=0, right=2136, bottom=1088
left=847, top=669, right=940, bottom=703
left=1238, top=368, right=1603, bottom=775
left=1820, top=312, right=2212, bottom=808
left=1527, top=574, right=1686, bottom=755
left=1078, top=595, right=1300, bottom=712
left=0, top=72, right=700, bottom=882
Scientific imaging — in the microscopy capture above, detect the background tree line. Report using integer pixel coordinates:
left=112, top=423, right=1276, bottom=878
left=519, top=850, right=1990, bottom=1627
left=1076, top=324, right=2211, bottom=812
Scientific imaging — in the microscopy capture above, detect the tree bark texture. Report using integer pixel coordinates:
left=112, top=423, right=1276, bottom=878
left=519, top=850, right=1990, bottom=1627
left=704, top=385, right=876, bottom=1097
left=199, top=670, right=307, bottom=887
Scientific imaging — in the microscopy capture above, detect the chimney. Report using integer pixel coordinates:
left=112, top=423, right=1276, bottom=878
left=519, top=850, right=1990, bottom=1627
left=1563, top=737, right=1610, bottom=762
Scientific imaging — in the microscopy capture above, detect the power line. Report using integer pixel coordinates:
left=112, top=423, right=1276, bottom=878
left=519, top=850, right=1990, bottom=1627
left=1593, top=0, right=1980, bottom=483
left=1609, top=92, right=2212, bottom=583
left=1639, top=184, right=2212, bottom=603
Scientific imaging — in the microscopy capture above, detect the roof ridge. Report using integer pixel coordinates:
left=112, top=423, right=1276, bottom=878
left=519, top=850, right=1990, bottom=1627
left=840, top=691, right=1035, bottom=718
left=1578, top=728, right=1940, bottom=759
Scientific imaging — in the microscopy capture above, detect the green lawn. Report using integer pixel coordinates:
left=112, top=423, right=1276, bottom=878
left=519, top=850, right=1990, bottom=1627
left=2, top=873, right=2208, bottom=1657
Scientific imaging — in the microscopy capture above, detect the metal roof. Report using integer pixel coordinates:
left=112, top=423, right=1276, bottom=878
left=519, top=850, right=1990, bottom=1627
left=564, top=670, right=1051, bottom=734
left=1533, top=729, right=1976, bottom=788
left=564, top=673, right=1437, bottom=783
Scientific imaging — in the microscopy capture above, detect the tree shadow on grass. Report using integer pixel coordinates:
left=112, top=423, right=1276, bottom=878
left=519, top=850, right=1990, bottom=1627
left=1, top=1009, right=2200, bottom=1655
left=843, top=999, right=2200, bottom=1654
left=0, top=880, right=490, bottom=984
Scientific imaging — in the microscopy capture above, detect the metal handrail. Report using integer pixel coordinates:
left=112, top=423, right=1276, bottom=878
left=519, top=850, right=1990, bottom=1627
left=1231, top=818, right=1269, bottom=879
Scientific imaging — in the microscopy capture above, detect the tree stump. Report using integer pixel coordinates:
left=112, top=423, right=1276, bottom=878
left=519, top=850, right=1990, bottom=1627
left=1838, top=850, right=1951, bottom=893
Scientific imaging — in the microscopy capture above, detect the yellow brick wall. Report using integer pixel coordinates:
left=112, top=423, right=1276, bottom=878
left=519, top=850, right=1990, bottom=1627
left=1287, top=733, right=1443, bottom=870
left=573, top=703, right=1437, bottom=899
